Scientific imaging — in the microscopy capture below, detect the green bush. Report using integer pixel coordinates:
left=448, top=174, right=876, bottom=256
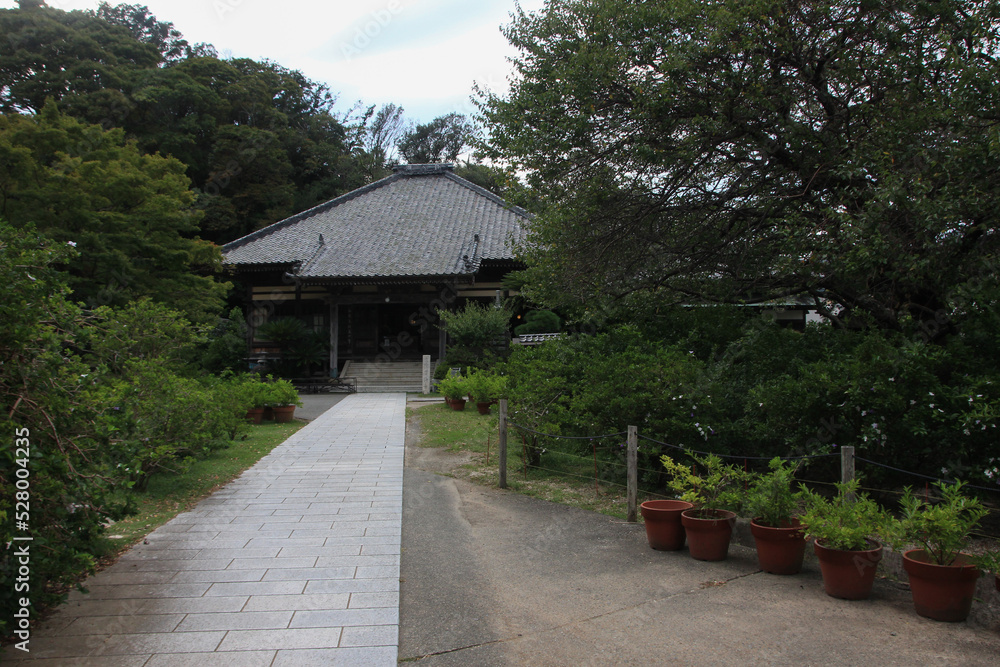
left=499, top=325, right=709, bottom=486
left=439, top=301, right=512, bottom=367
left=436, top=374, right=468, bottom=400
left=97, top=361, right=240, bottom=490
left=263, top=377, right=301, bottom=407
left=1, top=223, right=126, bottom=633
left=464, top=369, right=506, bottom=403
left=202, top=307, right=250, bottom=373
left=1, top=223, right=259, bottom=634
left=514, top=310, right=561, bottom=335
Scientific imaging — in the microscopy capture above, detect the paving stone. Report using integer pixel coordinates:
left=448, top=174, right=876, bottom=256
left=340, top=624, right=398, bottom=647
left=290, top=608, right=398, bottom=628
left=174, top=610, right=293, bottom=632
left=203, top=580, right=306, bottom=597
left=144, top=650, right=276, bottom=666
left=227, top=556, right=318, bottom=570
left=263, top=564, right=357, bottom=579
left=59, top=614, right=185, bottom=635
left=170, top=569, right=266, bottom=583
left=216, top=627, right=343, bottom=651
left=348, top=591, right=400, bottom=608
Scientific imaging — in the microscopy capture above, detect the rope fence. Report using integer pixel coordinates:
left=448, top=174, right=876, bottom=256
left=495, top=400, right=1000, bottom=524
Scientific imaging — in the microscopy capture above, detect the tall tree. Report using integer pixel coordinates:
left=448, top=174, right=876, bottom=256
left=398, top=112, right=476, bottom=164
left=0, top=103, right=228, bottom=322
left=91, top=2, right=199, bottom=62
left=0, top=4, right=161, bottom=113
left=350, top=102, right=406, bottom=181
left=1, top=4, right=365, bottom=243
left=479, top=0, right=1000, bottom=333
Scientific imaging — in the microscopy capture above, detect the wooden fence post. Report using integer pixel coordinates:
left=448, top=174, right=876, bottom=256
left=841, top=445, right=855, bottom=501
left=499, top=399, right=508, bottom=490
left=627, top=426, right=638, bottom=523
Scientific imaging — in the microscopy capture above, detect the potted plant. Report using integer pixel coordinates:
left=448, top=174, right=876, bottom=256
left=437, top=374, right=467, bottom=411
left=744, top=457, right=807, bottom=575
left=661, top=453, right=746, bottom=561
left=463, top=370, right=491, bottom=414
left=264, top=377, right=302, bottom=423
left=243, top=377, right=269, bottom=424
left=799, top=480, right=891, bottom=600
left=467, top=372, right=506, bottom=415
left=886, top=480, right=987, bottom=622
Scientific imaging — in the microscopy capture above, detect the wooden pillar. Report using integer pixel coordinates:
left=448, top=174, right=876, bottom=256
left=627, top=426, right=638, bottom=522
left=499, top=399, right=508, bottom=489
left=329, top=303, right=339, bottom=377
left=841, top=445, right=856, bottom=501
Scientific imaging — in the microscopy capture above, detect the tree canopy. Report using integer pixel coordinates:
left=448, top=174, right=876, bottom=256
left=0, top=103, right=228, bottom=322
left=0, top=4, right=367, bottom=244
left=398, top=112, right=476, bottom=164
left=479, top=0, right=1000, bottom=333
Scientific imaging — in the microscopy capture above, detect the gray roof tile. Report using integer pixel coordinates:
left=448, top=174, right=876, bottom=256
left=222, top=165, right=527, bottom=280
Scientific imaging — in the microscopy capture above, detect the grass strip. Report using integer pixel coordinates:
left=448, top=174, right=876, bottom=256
left=101, top=421, right=304, bottom=550
left=411, top=403, right=635, bottom=519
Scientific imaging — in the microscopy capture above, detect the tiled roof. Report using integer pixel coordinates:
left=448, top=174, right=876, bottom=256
left=222, top=164, right=528, bottom=280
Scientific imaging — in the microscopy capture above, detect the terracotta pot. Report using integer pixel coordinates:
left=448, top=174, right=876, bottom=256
left=814, top=539, right=883, bottom=600
left=476, top=401, right=492, bottom=415
left=262, top=406, right=274, bottom=421
left=640, top=500, right=694, bottom=551
left=448, top=398, right=466, bottom=411
left=750, top=518, right=807, bottom=575
left=681, top=509, right=737, bottom=561
left=245, top=407, right=264, bottom=425
left=272, top=405, right=296, bottom=423
left=902, top=549, right=980, bottom=622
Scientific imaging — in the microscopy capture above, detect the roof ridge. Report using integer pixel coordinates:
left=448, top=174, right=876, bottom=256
left=221, top=171, right=405, bottom=252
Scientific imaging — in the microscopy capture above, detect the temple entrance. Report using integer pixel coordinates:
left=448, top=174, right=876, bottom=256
left=377, top=304, right=423, bottom=359
left=339, top=302, right=438, bottom=362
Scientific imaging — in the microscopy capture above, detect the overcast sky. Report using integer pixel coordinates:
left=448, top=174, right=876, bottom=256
left=1, top=0, right=545, bottom=124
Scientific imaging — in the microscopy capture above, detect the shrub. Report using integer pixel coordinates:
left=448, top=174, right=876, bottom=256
left=436, top=374, right=468, bottom=400
left=1, top=223, right=126, bottom=632
left=514, top=310, right=561, bottom=335
left=439, top=301, right=512, bottom=366
left=97, top=361, right=236, bottom=490
left=744, top=458, right=803, bottom=527
left=500, top=325, right=709, bottom=487
left=202, top=307, right=250, bottom=373
left=660, top=453, right=747, bottom=515
left=464, top=369, right=506, bottom=403
left=886, top=481, right=988, bottom=565
left=263, top=377, right=301, bottom=407
left=799, top=481, right=891, bottom=551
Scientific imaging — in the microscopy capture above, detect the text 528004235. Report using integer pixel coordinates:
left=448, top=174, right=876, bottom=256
left=12, top=426, right=33, bottom=652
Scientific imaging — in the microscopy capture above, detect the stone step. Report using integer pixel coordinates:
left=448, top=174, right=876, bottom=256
left=340, top=360, right=430, bottom=393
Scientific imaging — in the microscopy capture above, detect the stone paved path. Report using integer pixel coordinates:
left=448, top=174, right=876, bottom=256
left=2, top=393, right=405, bottom=666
